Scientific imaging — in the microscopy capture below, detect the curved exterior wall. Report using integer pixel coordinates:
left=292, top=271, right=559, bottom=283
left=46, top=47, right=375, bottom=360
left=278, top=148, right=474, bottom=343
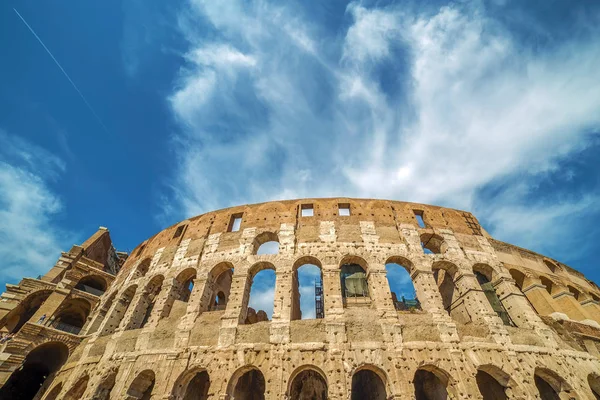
left=2, top=198, right=600, bottom=399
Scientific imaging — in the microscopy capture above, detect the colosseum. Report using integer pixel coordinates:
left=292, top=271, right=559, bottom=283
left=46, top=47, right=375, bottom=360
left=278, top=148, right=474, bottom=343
left=1, top=198, right=600, bottom=400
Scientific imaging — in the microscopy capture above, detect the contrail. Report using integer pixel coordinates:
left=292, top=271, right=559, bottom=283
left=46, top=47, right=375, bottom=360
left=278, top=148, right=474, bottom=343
left=13, top=8, right=111, bottom=134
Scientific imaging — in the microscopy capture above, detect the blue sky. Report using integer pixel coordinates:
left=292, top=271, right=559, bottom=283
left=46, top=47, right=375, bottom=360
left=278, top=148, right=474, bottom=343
left=1, top=0, right=600, bottom=318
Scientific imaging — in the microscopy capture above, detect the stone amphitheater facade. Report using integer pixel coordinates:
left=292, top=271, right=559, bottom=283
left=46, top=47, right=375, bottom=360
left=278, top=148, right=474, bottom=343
left=1, top=198, right=600, bottom=400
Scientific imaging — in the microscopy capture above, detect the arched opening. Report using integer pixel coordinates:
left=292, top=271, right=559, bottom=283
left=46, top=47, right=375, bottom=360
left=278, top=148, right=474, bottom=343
left=351, top=368, right=387, bottom=400
left=476, top=370, right=507, bottom=400
left=174, top=369, right=210, bottom=400
left=0, top=290, right=51, bottom=334
left=85, top=291, right=117, bottom=335
left=340, top=256, right=370, bottom=307
left=245, top=264, right=275, bottom=324
left=432, top=262, right=462, bottom=322
left=509, top=269, right=526, bottom=290
left=540, top=277, right=554, bottom=296
left=543, top=260, right=560, bottom=274
left=161, top=268, right=197, bottom=320
left=123, top=275, right=164, bottom=330
left=0, top=341, right=69, bottom=400
left=74, top=275, right=107, bottom=296
left=288, top=367, right=327, bottom=400
left=420, top=233, right=447, bottom=255
left=63, top=375, right=89, bottom=400
left=127, top=370, right=155, bottom=400
left=292, top=257, right=323, bottom=320
left=588, top=373, right=600, bottom=400
left=43, top=382, right=63, bottom=400
left=567, top=286, right=581, bottom=301
left=253, top=232, right=279, bottom=255
left=90, top=368, right=118, bottom=400
left=134, top=259, right=151, bottom=279
left=414, top=367, right=449, bottom=400
left=208, top=263, right=234, bottom=312
left=473, top=265, right=513, bottom=326
left=49, top=298, right=92, bottom=335
left=100, top=284, right=137, bottom=335
left=534, top=368, right=567, bottom=400
left=229, top=367, right=266, bottom=400
left=385, top=257, right=420, bottom=311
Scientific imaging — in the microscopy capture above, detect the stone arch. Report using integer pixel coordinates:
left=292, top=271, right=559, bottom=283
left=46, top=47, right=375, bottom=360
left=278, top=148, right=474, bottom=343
left=286, top=365, right=328, bottom=400
left=413, top=364, right=453, bottom=400
left=0, top=341, right=69, bottom=400
left=63, top=374, right=89, bottom=400
left=420, top=233, right=447, bottom=254
left=508, top=269, right=527, bottom=290
left=243, top=262, right=276, bottom=324
left=126, top=369, right=156, bottom=400
left=0, top=289, right=52, bottom=334
left=539, top=276, right=555, bottom=295
left=543, top=259, right=561, bottom=274
left=50, top=297, right=93, bottom=334
left=476, top=364, right=516, bottom=400
left=350, top=364, right=389, bottom=400
left=74, top=275, right=107, bottom=295
left=588, top=373, right=600, bottom=399
left=207, top=262, right=234, bottom=312
left=385, top=256, right=420, bottom=311
left=534, top=367, right=573, bottom=400
left=89, top=367, right=119, bottom=400
left=253, top=231, right=280, bottom=255
left=133, top=258, right=151, bottom=280
left=100, top=284, right=137, bottom=335
left=84, top=290, right=117, bottom=335
left=42, top=382, right=63, bottom=400
left=567, top=285, right=582, bottom=300
left=171, top=366, right=210, bottom=400
left=292, top=256, right=324, bottom=320
left=473, top=264, right=513, bottom=326
left=340, top=255, right=370, bottom=305
left=226, top=365, right=266, bottom=400
left=431, top=261, right=460, bottom=319
left=128, top=274, right=165, bottom=330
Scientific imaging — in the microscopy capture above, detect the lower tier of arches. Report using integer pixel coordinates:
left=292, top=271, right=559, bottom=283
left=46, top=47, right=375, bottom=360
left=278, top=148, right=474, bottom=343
left=31, top=342, right=600, bottom=400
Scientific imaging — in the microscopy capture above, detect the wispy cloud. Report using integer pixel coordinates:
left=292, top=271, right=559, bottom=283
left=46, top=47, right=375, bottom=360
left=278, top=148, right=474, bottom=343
left=0, top=130, right=74, bottom=285
left=163, top=0, right=600, bottom=274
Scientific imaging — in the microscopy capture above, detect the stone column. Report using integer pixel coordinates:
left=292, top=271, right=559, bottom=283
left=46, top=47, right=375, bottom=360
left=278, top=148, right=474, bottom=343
left=410, top=263, right=459, bottom=343
left=120, top=289, right=150, bottom=331
left=177, top=276, right=211, bottom=329
left=270, top=268, right=293, bottom=344
left=145, top=279, right=178, bottom=327
left=521, top=278, right=561, bottom=317
left=493, top=276, right=542, bottom=329
left=218, top=273, right=250, bottom=347
left=366, top=267, right=397, bottom=318
left=322, top=266, right=346, bottom=345
left=580, top=297, right=600, bottom=324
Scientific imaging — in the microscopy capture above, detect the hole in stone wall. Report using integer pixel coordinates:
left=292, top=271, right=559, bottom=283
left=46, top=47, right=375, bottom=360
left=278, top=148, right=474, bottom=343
left=351, top=369, right=386, bottom=400
left=127, top=370, right=155, bottom=400
left=50, top=298, right=93, bottom=335
left=414, top=369, right=448, bottom=400
left=208, top=264, right=233, bottom=312
left=228, top=213, right=243, bottom=232
left=289, top=369, right=327, bottom=400
left=231, top=368, right=265, bottom=400
left=340, top=264, right=369, bottom=306
left=182, top=371, right=210, bottom=400
left=301, top=204, right=314, bottom=217
left=63, top=375, right=89, bottom=400
left=173, top=225, right=186, bottom=239
left=338, top=203, right=351, bottom=216
left=414, top=210, right=426, bottom=228
left=588, top=374, right=600, bottom=400
left=0, top=290, right=51, bottom=334
left=420, top=233, right=446, bottom=255
left=246, top=268, right=276, bottom=324
left=385, top=262, right=420, bottom=311
left=476, top=370, right=507, bottom=400
left=101, top=284, right=137, bottom=335
left=256, top=241, right=279, bottom=255
left=291, top=263, right=323, bottom=320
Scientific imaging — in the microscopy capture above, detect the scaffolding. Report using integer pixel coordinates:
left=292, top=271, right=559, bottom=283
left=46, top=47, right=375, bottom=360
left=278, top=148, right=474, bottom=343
left=315, top=279, right=324, bottom=319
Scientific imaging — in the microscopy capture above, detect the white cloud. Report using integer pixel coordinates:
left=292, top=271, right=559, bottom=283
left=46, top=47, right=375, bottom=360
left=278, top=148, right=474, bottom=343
left=248, top=286, right=274, bottom=318
left=164, top=1, right=600, bottom=271
left=0, top=130, right=73, bottom=285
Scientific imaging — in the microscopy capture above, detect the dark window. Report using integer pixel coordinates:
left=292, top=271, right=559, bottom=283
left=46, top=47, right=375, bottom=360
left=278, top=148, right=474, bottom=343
left=173, top=225, right=186, bottom=239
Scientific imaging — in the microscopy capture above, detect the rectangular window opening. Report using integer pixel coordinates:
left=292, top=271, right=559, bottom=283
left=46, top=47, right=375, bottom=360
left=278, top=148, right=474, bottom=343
left=338, top=203, right=351, bottom=216
left=301, top=204, right=314, bottom=217
left=228, top=213, right=243, bottom=232
left=136, top=244, right=146, bottom=257
left=414, top=210, right=426, bottom=228
left=173, top=224, right=186, bottom=239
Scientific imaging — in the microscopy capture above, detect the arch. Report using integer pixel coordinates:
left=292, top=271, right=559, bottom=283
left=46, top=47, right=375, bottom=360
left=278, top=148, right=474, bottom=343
left=0, top=289, right=52, bottom=334
left=63, top=374, right=89, bottom=400
left=588, top=373, right=600, bottom=400
left=253, top=231, right=280, bottom=255
left=340, top=256, right=370, bottom=304
left=473, top=268, right=513, bottom=326
left=162, top=268, right=198, bottom=318
left=509, top=269, right=526, bottom=290
left=127, top=369, right=155, bottom=400
left=543, top=260, right=561, bottom=274
left=414, top=365, right=453, bottom=400
left=100, top=284, right=137, bottom=335
left=287, top=365, right=328, bottom=400
left=50, top=297, right=93, bottom=334
left=244, top=263, right=276, bottom=324
left=85, top=290, right=117, bottom=335
left=90, top=368, right=119, bottom=400
left=226, top=366, right=266, bottom=400
left=0, top=341, right=69, bottom=400
left=476, top=365, right=514, bottom=400
left=420, top=233, right=447, bottom=254
left=43, top=382, right=63, bottom=400
left=208, top=262, right=234, bottom=312
left=432, top=262, right=460, bottom=318
left=567, top=285, right=582, bottom=300
left=134, top=258, right=151, bottom=279
left=385, top=258, right=420, bottom=311
left=74, top=275, right=107, bottom=295
left=540, top=276, right=554, bottom=295
left=534, top=368, right=571, bottom=400
left=172, top=367, right=210, bottom=400
left=292, top=258, right=324, bottom=320
left=134, top=275, right=165, bottom=329
left=351, top=365, right=388, bottom=400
